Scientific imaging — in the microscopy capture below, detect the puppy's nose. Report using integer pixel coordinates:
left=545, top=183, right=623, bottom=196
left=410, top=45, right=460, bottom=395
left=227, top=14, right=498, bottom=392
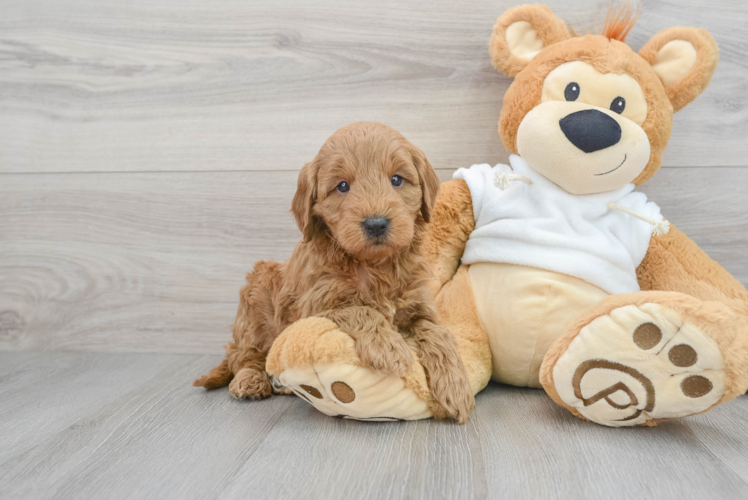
left=559, top=109, right=621, bottom=153
left=362, top=217, right=390, bottom=238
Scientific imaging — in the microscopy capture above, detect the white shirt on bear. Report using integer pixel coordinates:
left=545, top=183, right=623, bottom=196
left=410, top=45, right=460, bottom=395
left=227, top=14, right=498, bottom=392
left=453, top=154, right=663, bottom=295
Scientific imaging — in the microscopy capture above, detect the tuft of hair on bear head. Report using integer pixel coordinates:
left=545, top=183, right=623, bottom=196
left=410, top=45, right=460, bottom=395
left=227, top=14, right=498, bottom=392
left=565, top=1, right=641, bottom=42
left=601, top=1, right=641, bottom=42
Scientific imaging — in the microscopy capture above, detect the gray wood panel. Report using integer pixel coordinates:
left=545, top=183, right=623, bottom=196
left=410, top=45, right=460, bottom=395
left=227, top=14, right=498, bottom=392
left=0, top=351, right=193, bottom=464
left=0, top=351, right=746, bottom=500
left=1, top=167, right=747, bottom=354
left=692, top=391, right=748, bottom=484
left=473, top=384, right=748, bottom=500
left=0, top=0, right=746, bottom=174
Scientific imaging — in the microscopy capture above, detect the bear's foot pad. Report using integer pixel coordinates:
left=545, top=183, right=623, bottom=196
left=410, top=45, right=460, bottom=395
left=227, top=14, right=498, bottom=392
left=552, top=303, right=725, bottom=426
left=277, top=363, right=432, bottom=421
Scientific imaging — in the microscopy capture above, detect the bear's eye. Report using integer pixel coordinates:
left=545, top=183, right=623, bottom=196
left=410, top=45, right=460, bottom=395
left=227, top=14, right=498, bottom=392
left=564, top=82, right=580, bottom=101
left=391, top=175, right=404, bottom=187
left=610, top=97, right=626, bottom=114
left=336, top=181, right=350, bottom=193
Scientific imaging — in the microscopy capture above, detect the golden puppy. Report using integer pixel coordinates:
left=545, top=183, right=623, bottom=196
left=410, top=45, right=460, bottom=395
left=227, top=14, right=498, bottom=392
left=194, top=122, right=474, bottom=422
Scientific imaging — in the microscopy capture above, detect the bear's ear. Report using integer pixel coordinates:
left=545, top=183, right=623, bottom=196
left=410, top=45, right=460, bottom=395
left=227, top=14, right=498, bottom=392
left=639, top=27, right=719, bottom=112
left=489, top=5, right=570, bottom=77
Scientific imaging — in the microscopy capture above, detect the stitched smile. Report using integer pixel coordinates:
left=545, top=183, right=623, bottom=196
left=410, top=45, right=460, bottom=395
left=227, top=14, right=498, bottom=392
left=595, top=154, right=627, bottom=176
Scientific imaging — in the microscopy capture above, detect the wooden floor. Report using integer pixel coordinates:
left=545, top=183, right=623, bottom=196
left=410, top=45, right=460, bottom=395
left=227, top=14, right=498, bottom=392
left=0, top=351, right=746, bottom=500
left=2, top=0, right=748, bottom=498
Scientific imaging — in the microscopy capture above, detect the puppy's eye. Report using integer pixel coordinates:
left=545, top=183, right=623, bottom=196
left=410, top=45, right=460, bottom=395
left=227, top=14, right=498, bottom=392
left=336, top=181, right=350, bottom=193
left=564, top=82, right=580, bottom=101
left=391, top=175, right=404, bottom=187
left=610, top=96, right=626, bottom=114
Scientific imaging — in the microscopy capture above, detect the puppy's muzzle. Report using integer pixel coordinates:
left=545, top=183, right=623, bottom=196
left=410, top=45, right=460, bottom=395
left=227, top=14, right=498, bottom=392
left=362, top=216, right=390, bottom=240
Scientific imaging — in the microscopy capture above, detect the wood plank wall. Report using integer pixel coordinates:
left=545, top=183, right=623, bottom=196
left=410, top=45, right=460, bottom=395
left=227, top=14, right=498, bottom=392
left=1, top=0, right=747, bottom=353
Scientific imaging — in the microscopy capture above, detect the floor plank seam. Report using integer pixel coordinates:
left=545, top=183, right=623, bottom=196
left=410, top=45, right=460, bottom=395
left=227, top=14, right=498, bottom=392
left=216, top=399, right=297, bottom=495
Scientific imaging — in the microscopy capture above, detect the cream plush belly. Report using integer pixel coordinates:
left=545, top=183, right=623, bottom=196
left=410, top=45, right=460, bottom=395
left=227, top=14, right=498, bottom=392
left=468, top=263, right=609, bottom=388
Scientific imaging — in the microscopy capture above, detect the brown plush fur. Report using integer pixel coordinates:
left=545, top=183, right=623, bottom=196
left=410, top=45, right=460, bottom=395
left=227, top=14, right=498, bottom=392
left=638, top=226, right=748, bottom=315
left=426, top=184, right=748, bottom=426
left=194, top=122, right=474, bottom=422
left=498, top=35, right=674, bottom=186
left=421, top=179, right=476, bottom=298
left=422, top=5, right=746, bottom=426
left=489, top=4, right=570, bottom=78
left=433, top=265, right=493, bottom=396
left=492, top=6, right=718, bottom=186
left=425, top=5, right=748, bottom=425
left=639, top=27, right=719, bottom=113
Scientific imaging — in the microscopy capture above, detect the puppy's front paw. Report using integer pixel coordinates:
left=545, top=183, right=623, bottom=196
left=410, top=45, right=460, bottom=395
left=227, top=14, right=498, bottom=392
left=425, top=361, right=475, bottom=424
left=430, top=383, right=475, bottom=424
left=229, top=368, right=272, bottom=400
left=356, top=332, right=413, bottom=377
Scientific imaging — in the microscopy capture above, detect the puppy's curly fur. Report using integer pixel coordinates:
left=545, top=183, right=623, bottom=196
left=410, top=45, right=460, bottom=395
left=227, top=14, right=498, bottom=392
left=194, top=122, right=475, bottom=422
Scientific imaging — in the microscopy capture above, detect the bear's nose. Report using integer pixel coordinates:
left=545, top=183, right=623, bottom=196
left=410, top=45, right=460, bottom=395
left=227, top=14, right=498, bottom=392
left=559, top=109, right=622, bottom=153
left=362, top=217, right=389, bottom=239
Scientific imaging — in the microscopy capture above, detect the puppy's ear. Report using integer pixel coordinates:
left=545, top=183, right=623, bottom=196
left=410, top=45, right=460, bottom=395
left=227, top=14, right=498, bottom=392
left=639, top=27, right=719, bottom=112
left=490, top=5, right=570, bottom=77
left=411, top=148, right=440, bottom=223
left=291, top=160, right=318, bottom=242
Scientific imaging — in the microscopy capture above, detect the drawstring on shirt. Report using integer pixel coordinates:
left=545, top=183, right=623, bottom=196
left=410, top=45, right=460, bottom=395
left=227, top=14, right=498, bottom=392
left=607, top=203, right=671, bottom=236
left=494, top=171, right=670, bottom=236
left=494, top=171, right=533, bottom=190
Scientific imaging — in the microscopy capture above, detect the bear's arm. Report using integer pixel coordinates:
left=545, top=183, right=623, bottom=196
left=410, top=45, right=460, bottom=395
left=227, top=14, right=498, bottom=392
left=637, top=223, right=748, bottom=315
left=421, top=179, right=475, bottom=296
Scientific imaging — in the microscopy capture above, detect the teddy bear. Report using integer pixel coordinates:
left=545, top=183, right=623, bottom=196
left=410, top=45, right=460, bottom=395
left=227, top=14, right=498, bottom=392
left=265, top=4, right=748, bottom=426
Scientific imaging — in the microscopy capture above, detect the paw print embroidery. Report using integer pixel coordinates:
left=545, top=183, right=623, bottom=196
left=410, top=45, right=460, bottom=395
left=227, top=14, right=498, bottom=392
left=552, top=303, right=725, bottom=426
